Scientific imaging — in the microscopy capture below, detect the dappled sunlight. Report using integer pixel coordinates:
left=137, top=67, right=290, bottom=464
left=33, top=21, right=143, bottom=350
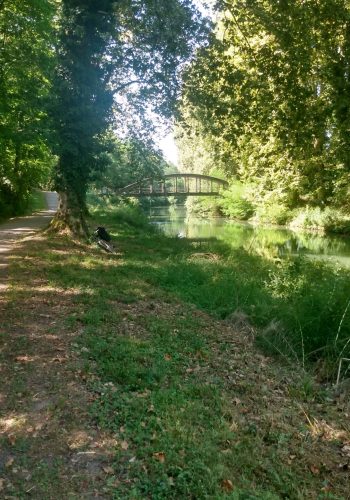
left=0, top=414, right=27, bottom=434
left=67, top=430, right=93, bottom=450
left=13, top=355, right=38, bottom=363
left=2, top=206, right=350, bottom=497
left=45, top=248, right=73, bottom=256
left=8, top=283, right=91, bottom=297
left=305, top=414, right=349, bottom=443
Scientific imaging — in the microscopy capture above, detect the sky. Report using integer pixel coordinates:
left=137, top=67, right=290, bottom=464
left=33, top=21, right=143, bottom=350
left=159, top=133, right=179, bottom=166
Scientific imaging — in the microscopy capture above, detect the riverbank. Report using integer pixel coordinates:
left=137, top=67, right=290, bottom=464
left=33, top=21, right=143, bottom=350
left=186, top=187, right=350, bottom=236
left=1, top=204, right=350, bottom=497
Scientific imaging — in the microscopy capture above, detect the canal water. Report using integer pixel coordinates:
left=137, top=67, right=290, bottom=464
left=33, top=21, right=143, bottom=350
left=148, top=205, right=350, bottom=267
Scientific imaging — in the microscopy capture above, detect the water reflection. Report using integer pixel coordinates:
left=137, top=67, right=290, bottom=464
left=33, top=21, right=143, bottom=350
left=148, top=206, right=350, bottom=267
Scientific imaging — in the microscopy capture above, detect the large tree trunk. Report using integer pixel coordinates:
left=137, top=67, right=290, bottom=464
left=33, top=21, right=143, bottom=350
left=51, top=189, right=89, bottom=238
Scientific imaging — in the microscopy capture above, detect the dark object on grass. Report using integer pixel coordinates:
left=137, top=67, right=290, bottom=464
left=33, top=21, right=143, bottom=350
left=95, top=226, right=111, bottom=242
left=93, top=226, right=115, bottom=254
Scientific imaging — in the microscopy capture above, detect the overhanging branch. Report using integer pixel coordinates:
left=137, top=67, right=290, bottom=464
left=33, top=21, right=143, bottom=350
left=114, top=79, right=143, bottom=93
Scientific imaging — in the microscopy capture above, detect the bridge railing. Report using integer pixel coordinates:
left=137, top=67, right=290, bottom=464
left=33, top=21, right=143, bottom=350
left=116, top=174, right=228, bottom=197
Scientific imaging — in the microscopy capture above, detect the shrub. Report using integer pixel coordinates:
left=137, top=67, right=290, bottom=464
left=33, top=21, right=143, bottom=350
left=220, top=181, right=254, bottom=220
left=185, top=196, right=222, bottom=217
left=254, top=203, right=291, bottom=225
left=289, top=207, right=350, bottom=234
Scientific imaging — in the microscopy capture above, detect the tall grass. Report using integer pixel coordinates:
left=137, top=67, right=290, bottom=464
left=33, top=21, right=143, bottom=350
left=143, top=247, right=350, bottom=374
left=87, top=201, right=350, bottom=376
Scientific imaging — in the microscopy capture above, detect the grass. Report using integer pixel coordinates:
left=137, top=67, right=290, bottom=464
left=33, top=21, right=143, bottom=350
left=87, top=206, right=350, bottom=375
left=2, top=203, right=350, bottom=498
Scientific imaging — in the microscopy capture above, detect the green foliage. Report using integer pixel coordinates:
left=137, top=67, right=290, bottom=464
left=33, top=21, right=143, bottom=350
left=220, top=182, right=254, bottom=220
left=254, top=204, right=291, bottom=226
left=149, top=250, right=350, bottom=373
left=0, top=0, right=56, bottom=216
left=26, top=190, right=47, bottom=214
left=84, top=205, right=350, bottom=373
left=9, top=204, right=348, bottom=496
left=51, top=0, right=117, bottom=225
left=83, top=317, right=288, bottom=499
left=91, top=137, right=167, bottom=192
left=290, top=207, right=350, bottom=234
left=51, top=0, right=205, bottom=231
left=90, top=201, right=153, bottom=230
left=185, top=196, right=222, bottom=217
left=177, top=0, right=350, bottom=216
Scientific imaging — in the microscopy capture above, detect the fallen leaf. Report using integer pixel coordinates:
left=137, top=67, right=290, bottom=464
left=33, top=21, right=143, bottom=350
left=310, top=465, right=320, bottom=475
left=53, top=357, right=67, bottom=363
left=341, top=445, right=350, bottom=457
left=8, top=435, right=16, bottom=446
left=103, top=466, right=114, bottom=474
left=121, top=441, right=129, bottom=450
left=136, top=391, right=149, bottom=398
left=221, top=479, right=234, bottom=492
left=164, top=354, right=172, bottom=361
left=229, top=422, right=238, bottom=432
left=5, top=458, right=14, bottom=468
left=153, top=452, right=165, bottom=463
left=15, top=355, right=31, bottom=363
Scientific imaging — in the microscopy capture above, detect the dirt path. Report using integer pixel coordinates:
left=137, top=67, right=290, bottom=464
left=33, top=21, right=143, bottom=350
left=0, top=192, right=58, bottom=294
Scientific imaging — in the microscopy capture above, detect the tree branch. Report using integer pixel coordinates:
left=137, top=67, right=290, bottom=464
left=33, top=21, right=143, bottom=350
left=114, top=79, right=143, bottom=93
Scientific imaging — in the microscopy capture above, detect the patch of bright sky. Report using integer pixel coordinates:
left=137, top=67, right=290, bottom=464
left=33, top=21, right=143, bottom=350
left=159, top=134, right=179, bottom=166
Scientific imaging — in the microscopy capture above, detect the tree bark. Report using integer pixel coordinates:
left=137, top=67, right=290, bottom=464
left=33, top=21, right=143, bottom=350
left=51, top=190, right=89, bottom=238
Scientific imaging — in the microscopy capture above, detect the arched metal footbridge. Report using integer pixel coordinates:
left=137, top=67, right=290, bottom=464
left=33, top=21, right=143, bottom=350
left=117, top=173, right=228, bottom=197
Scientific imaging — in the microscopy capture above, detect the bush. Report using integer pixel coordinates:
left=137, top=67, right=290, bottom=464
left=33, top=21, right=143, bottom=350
left=185, top=196, right=222, bottom=217
left=254, top=203, right=291, bottom=225
left=289, top=207, right=350, bottom=234
left=89, top=196, right=153, bottom=231
left=113, top=204, right=151, bottom=228
left=220, top=181, right=254, bottom=220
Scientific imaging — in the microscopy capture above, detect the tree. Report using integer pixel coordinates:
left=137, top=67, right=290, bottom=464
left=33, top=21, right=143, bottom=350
left=0, top=0, right=56, bottom=216
left=92, top=136, right=168, bottom=192
left=52, top=0, right=204, bottom=235
left=178, top=0, right=350, bottom=213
